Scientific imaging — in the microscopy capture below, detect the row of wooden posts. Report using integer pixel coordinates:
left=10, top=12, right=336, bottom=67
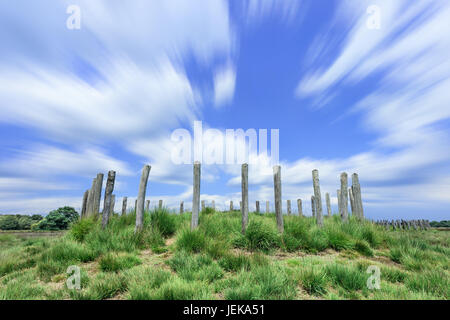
left=375, top=219, right=431, bottom=231
left=80, top=163, right=366, bottom=234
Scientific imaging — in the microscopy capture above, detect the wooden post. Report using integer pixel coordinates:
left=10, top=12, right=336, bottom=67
left=349, top=187, right=355, bottom=216
left=159, top=200, right=163, bottom=209
left=81, top=190, right=89, bottom=219
left=135, top=199, right=137, bottom=211
left=110, top=194, right=116, bottom=214
left=201, top=200, right=205, bottom=212
left=121, top=197, right=127, bottom=216
left=230, top=201, right=233, bottom=211
left=312, top=169, right=323, bottom=227
left=134, top=165, right=151, bottom=233
left=256, top=201, right=260, bottom=213
left=212, top=200, right=215, bottom=211
left=266, top=201, right=270, bottom=214
left=93, top=173, right=104, bottom=218
left=191, top=161, right=201, bottom=230
left=86, top=178, right=96, bottom=218
left=287, top=200, right=291, bottom=215
left=145, top=200, right=150, bottom=212
left=337, top=189, right=341, bottom=214
left=297, top=199, right=303, bottom=216
left=325, top=192, right=331, bottom=216
left=339, top=173, right=349, bottom=222
left=273, top=165, right=284, bottom=233
left=180, top=201, right=184, bottom=214
left=241, top=163, right=249, bottom=234
left=102, top=171, right=116, bottom=229
left=311, top=196, right=316, bottom=217
left=352, top=173, right=364, bottom=220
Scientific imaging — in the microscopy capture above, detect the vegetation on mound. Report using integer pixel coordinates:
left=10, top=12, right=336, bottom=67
left=0, top=208, right=448, bottom=300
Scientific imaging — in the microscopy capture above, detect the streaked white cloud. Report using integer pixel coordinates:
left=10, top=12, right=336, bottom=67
left=213, top=64, right=236, bottom=107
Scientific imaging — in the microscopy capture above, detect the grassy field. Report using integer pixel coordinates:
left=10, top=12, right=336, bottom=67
left=0, top=209, right=448, bottom=300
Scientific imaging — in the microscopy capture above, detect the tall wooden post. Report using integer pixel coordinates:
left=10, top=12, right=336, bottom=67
left=255, top=201, right=260, bottom=213
left=349, top=187, right=355, bottom=216
left=273, top=165, right=284, bottom=233
left=352, top=173, right=364, bottom=220
left=110, top=194, right=116, bottom=214
left=93, top=173, right=104, bottom=218
left=86, top=178, right=96, bottom=218
left=312, top=169, right=323, bottom=227
left=241, top=163, right=249, bottom=234
left=102, top=171, right=116, bottom=229
left=134, top=165, right=151, bottom=233
left=339, top=173, right=349, bottom=222
left=191, top=161, right=201, bottom=230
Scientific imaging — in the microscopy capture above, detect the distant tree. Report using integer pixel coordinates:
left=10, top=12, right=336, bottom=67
left=35, top=207, right=79, bottom=231
left=17, top=216, right=34, bottom=230
left=0, top=215, right=19, bottom=230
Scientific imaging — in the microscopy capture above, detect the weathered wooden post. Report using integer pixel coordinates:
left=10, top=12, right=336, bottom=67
left=337, top=189, right=341, bottom=214
left=273, top=165, right=284, bottom=233
left=191, top=161, right=201, bottom=230
left=135, top=165, right=151, bottom=233
left=81, top=190, right=89, bottom=219
left=311, top=196, right=316, bottom=217
left=297, top=199, right=303, bottom=216
left=212, top=200, right=215, bottom=211
left=349, top=187, right=355, bottom=216
left=256, top=201, right=260, bottom=213
left=159, top=200, right=163, bottom=209
left=180, top=201, right=184, bottom=214
left=102, top=170, right=116, bottom=228
left=230, top=201, right=233, bottom=211
left=287, top=200, right=291, bottom=215
left=312, top=169, right=323, bottom=227
left=145, top=200, right=150, bottom=212
left=93, top=173, right=104, bottom=217
left=339, top=173, right=349, bottom=222
left=110, top=194, right=116, bottom=214
left=266, top=201, right=270, bottom=214
left=241, top=163, right=249, bottom=234
left=135, top=199, right=137, bottom=211
left=352, top=173, right=364, bottom=219
left=86, top=178, right=96, bottom=217
left=201, top=200, right=205, bottom=212
left=240, top=201, right=242, bottom=212
left=122, top=197, right=127, bottom=216
left=325, top=193, right=331, bottom=217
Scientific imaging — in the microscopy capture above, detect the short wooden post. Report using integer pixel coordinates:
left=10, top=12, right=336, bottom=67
left=201, top=200, right=205, bottom=212
left=339, top=173, right=349, bottom=222
left=212, top=200, right=215, bottom=211
left=297, top=199, right=302, bottom=216
left=337, top=189, right=341, bottom=214
left=312, top=169, right=323, bottom=226
left=230, top=201, right=233, bottom=211
left=256, top=201, right=260, bottom=213
left=349, top=187, right=355, bottom=216
left=102, top=170, right=116, bottom=229
left=135, top=165, right=151, bottom=233
left=145, top=200, right=150, bottom=211
left=311, top=196, right=316, bottom=217
left=86, top=178, right=96, bottom=218
left=266, top=201, right=270, bottom=214
left=191, top=161, right=201, bottom=230
left=159, top=199, right=163, bottom=209
left=81, top=190, right=89, bottom=219
left=273, top=165, right=284, bottom=233
left=122, top=197, right=128, bottom=216
left=325, top=192, right=331, bottom=216
left=241, top=163, right=249, bottom=234
left=180, top=201, right=184, bottom=214
left=287, top=200, right=291, bottom=215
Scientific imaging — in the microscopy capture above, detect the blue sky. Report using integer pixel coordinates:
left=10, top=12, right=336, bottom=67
left=0, top=0, right=449, bottom=220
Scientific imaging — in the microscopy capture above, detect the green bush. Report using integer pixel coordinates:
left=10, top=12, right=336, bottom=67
left=35, top=207, right=79, bottom=231
left=300, top=268, right=328, bottom=296
left=150, top=208, right=177, bottom=237
left=70, top=218, right=96, bottom=242
left=244, top=220, right=280, bottom=252
left=176, top=228, right=207, bottom=253
left=325, top=264, right=366, bottom=291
